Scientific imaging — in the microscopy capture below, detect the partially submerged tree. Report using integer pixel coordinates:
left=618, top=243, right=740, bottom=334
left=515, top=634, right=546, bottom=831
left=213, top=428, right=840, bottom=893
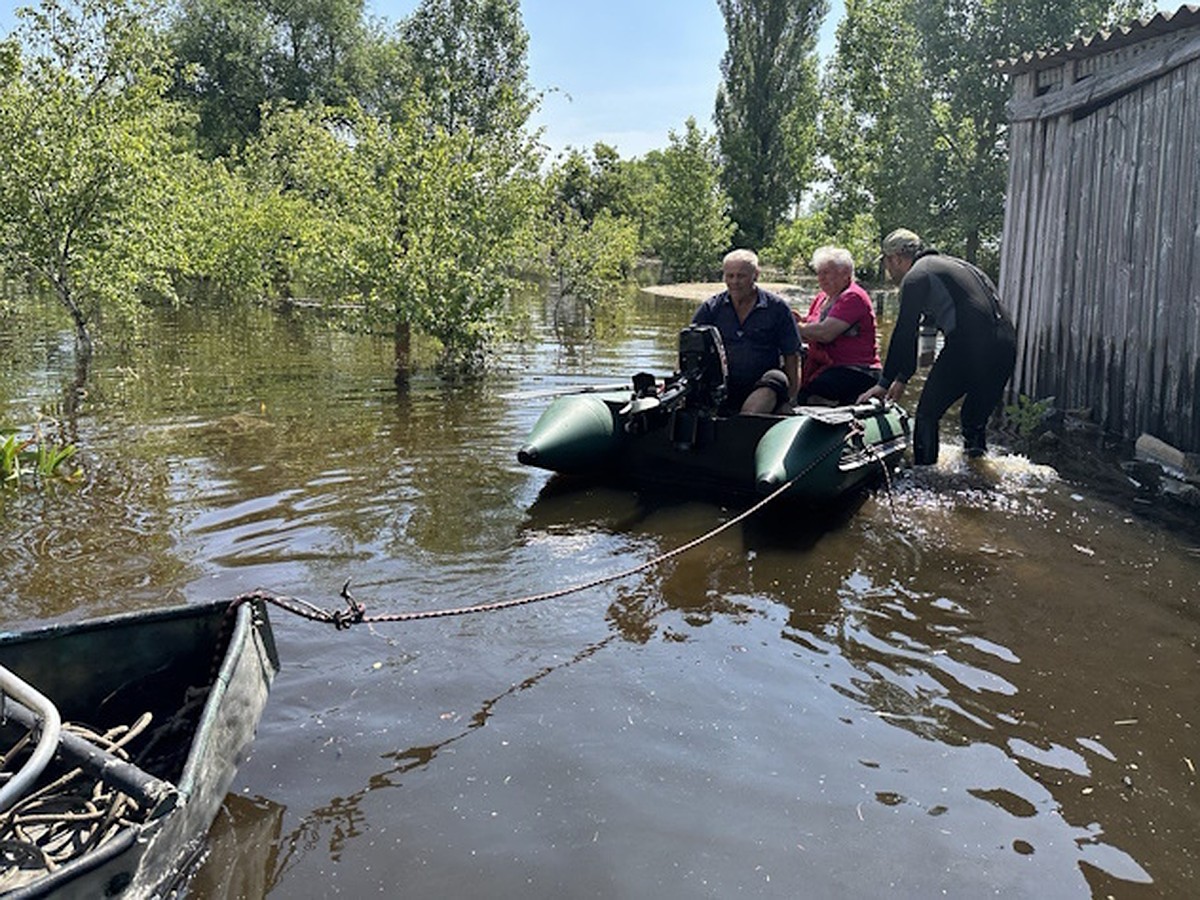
left=239, top=99, right=543, bottom=380
left=543, top=148, right=639, bottom=309
left=0, top=0, right=188, bottom=355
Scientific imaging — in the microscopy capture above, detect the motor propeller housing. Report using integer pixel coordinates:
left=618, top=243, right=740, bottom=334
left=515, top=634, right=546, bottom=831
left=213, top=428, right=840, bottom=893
left=675, top=325, right=727, bottom=413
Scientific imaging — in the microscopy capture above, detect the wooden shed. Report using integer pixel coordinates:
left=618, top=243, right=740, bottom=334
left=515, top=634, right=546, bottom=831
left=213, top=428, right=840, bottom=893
left=998, top=4, right=1200, bottom=453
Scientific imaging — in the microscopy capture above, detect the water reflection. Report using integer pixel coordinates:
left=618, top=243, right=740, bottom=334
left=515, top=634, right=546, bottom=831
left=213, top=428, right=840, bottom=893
left=188, top=794, right=285, bottom=898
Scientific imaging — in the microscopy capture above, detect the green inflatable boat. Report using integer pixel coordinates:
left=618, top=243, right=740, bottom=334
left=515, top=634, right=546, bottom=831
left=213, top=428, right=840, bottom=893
left=517, top=326, right=910, bottom=504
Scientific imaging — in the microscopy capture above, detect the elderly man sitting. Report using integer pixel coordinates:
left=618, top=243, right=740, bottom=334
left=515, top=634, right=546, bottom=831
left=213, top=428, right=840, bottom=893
left=690, top=249, right=801, bottom=414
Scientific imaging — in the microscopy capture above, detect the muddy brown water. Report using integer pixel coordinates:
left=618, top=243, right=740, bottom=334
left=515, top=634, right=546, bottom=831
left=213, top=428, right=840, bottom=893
left=0, top=290, right=1196, bottom=898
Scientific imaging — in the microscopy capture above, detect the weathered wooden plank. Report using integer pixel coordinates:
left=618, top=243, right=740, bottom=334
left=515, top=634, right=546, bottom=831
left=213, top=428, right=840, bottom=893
left=1109, top=87, right=1140, bottom=433
left=1034, top=118, right=1060, bottom=393
left=999, top=108, right=1031, bottom=395
left=1046, top=114, right=1072, bottom=405
left=1003, top=117, right=1038, bottom=396
left=1171, top=60, right=1200, bottom=446
left=1104, top=95, right=1129, bottom=429
left=1001, top=70, right=1039, bottom=402
left=1124, top=81, right=1153, bottom=436
left=1068, top=110, right=1096, bottom=411
left=1144, top=71, right=1174, bottom=437
left=1153, top=66, right=1187, bottom=442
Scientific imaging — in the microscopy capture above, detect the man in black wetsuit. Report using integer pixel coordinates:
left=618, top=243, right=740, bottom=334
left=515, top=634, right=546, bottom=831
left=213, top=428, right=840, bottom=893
left=858, top=228, right=1016, bottom=465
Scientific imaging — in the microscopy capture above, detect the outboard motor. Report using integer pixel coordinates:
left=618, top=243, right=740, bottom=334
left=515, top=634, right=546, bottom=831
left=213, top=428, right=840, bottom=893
left=676, top=325, right=727, bottom=413
left=669, top=325, right=728, bottom=448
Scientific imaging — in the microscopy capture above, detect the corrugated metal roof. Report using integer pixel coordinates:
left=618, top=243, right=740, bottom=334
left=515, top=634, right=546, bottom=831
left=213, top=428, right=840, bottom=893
left=997, top=4, right=1200, bottom=73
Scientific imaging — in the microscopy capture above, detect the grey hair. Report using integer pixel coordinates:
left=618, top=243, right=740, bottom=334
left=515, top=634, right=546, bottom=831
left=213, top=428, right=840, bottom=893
left=810, top=245, right=854, bottom=278
left=723, top=248, right=760, bottom=274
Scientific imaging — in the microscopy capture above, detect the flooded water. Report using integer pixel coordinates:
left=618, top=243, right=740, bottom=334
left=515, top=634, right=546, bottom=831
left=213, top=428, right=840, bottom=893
left=1, top=289, right=1197, bottom=898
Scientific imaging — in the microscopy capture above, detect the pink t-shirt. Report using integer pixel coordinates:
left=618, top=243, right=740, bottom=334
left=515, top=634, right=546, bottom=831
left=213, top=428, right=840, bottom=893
left=803, top=281, right=881, bottom=369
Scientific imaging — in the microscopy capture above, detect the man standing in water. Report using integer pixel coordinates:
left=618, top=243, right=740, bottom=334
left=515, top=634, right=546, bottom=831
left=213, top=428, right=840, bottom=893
left=692, top=249, right=801, bottom=414
left=858, top=228, right=1016, bottom=464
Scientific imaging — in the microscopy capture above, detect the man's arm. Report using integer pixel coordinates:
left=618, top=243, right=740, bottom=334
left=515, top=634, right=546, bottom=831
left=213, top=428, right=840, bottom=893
left=879, top=281, right=924, bottom=385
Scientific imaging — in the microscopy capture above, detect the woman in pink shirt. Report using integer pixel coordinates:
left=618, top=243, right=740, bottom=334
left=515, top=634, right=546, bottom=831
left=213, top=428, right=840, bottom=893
left=795, top=245, right=882, bottom=406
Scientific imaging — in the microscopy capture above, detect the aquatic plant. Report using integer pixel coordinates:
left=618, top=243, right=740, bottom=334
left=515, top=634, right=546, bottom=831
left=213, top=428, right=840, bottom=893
left=0, top=432, right=29, bottom=483
left=0, top=429, right=81, bottom=488
left=1004, top=394, right=1054, bottom=449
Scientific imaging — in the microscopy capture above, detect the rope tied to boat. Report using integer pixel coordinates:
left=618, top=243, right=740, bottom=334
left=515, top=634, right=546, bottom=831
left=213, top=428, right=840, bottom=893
left=237, top=425, right=876, bottom=628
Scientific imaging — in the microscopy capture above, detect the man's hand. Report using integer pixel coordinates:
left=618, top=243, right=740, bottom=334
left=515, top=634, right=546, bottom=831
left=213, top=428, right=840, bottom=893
left=885, top=380, right=907, bottom=403
left=857, top=384, right=886, bottom=404
left=858, top=381, right=907, bottom=404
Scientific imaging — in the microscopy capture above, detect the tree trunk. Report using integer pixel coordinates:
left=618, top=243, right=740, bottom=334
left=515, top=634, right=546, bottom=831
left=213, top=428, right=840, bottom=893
left=394, top=319, right=411, bottom=388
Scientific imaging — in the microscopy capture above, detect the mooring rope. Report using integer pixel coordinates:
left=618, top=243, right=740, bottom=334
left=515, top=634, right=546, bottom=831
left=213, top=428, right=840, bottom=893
left=235, top=426, right=872, bottom=628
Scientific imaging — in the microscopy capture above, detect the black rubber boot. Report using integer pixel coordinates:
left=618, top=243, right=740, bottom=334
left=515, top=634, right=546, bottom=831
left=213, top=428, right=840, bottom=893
left=912, top=417, right=940, bottom=466
left=963, top=425, right=988, bottom=459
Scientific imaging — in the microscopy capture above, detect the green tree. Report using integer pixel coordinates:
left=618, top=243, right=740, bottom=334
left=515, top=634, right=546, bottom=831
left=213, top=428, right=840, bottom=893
left=239, top=100, right=543, bottom=379
left=819, top=0, right=937, bottom=248
left=543, top=147, right=640, bottom=307
left=167, top=0, right=409, bottom=157
left=764, top=206, right=879, bottom=277
left=182, top=116, right=321, bottom=302
left=548, top=142, right=659, bottom=252
left=822, top=0, right=1150, bottom=264
left=649, top=118, right=734, bottom=282
left=0, top=0, right=189, bottom=354
left=549, top=148, right=599, bottom=223
left=547, top=208, right=639, bottom=308
left=715, top=0, right=827, bottom=250
left=401, top=0, right=534, bottom=137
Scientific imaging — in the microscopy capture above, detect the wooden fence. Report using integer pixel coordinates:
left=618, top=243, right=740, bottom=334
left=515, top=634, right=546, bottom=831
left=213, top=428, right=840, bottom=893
left=999, top=11, right=1200, bottom=452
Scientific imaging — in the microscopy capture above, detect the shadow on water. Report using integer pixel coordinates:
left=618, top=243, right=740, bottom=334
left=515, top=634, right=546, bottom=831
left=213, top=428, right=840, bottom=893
left=220, top=633, right=617, bottom=895
left=521, top=470, right=876, bottom=552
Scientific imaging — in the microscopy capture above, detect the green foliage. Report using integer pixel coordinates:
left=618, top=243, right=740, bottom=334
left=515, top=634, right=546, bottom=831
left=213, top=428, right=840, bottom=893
left=821, top=0, right=1145, bottom=262
left=1004, top=394, right=1054, bottom=447
left=401, top=0, right=534, bottom=137
left=170, top=149, right=313, bottom=302
left=234, top=100, right=544, bottom=373
left=166, top=0, right=410, bottom=158
left=715, top=0, right=827, bottom=248
left=764, top=207, right=879, bottom=277
left=646, top=118, right=735, bottom=282
left=0, top=1, right=547, bottom=381
left=545, top=142, right=664, bottom=256
left=385, top=121, right=542, bottom=372
left=0, top=0, right=190, bottom=350
left=542, top=145, right=642, bottom=306
left=0, top=433, right=24, bottom=483
left=548, top=208, right=640, bottom=308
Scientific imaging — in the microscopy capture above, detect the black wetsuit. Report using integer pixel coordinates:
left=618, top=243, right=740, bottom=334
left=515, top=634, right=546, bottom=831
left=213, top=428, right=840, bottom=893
left=880, top=250, right=1017, bottom=464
